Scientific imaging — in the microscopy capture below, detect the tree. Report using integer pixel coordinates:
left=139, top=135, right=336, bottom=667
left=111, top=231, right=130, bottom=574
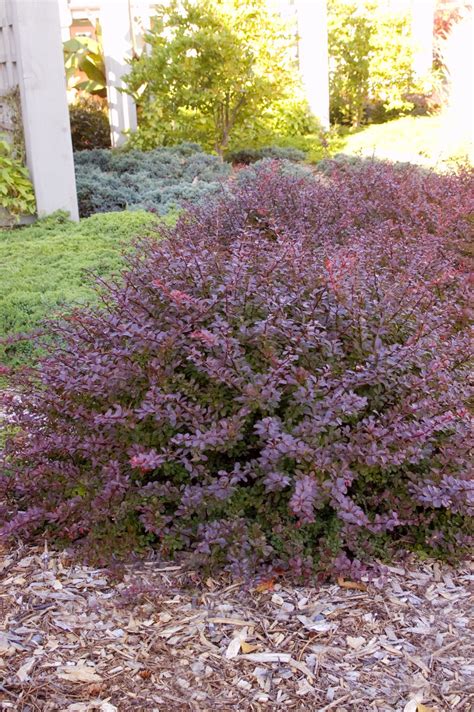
left=327, top=0, right=372, bottom=127
left=125, top=0, right=299, bottom=156
left=328, top=0, right=416, bottom=126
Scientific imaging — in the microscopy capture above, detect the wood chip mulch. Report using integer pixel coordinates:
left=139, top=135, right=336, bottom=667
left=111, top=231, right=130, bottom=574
left=0, top=545, right=472, bottom=712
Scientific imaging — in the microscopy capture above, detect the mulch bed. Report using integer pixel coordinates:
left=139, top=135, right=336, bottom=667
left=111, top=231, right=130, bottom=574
left=0, top=545, right=472, bottom=711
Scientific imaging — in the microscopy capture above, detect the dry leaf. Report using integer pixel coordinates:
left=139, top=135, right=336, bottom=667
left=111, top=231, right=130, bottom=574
left=297, top=678, right=314, bottom=695
left=87, top=683, right=103, bottom=696
left=158, top=624, right=183, bottom=638
left=225, top=627, right=247, bottom=659
left=67, top=704, right=116, bottom=712
left=289, top=658, right=315, bottom=679
left=208, top=617, right=253, bottom=626
left=225, top=637, right=242, bottom=659
left=125, top=616, right=140, bottom=632
left=337, top=577, right=367, bottom=591
left=297, top=615, right=333, bottom=633
left=241, top=652, right=291, bottom=663
left=417, top=705, right=435, bottom=712
left=346, top=635, right=366, bottom=650
left=241, top=641, right=260, bottom=654
left=0, top=633, right=14, bottom=655
left=17, top=657, right=36, bottom=681
left=57, top=665, right=103, bottom=683
left=255, top=579, right=275, bottom=593
left=158, top=611, right=172, bottom=623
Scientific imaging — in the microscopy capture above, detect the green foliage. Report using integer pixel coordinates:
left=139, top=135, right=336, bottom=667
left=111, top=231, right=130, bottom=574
left=328, top=0, right=417, bottom=126
left=368, top=8, right=418, bottom=117
left=74, top=143, right=231, bottom=217
left=69, top=96, right=111, bottom=151
left=0, top=136, right=36, bottom=222
left=225, top=145, right=306, bottom=165
left=0, top=211, right=160, bottom=368
left=256, top=129, right=344, bottom=165
left=328, top=1, right=371, bottom=127
left=126, top=0, right=306, bottom=155
left=63, top=35, right=106, bottom=97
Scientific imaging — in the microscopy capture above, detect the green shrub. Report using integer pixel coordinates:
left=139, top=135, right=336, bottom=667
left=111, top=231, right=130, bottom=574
left=234, top=157, right=313, bottom=182
left=63, top=37, right=106, bottom=98
left=328, top=0, right=419, bottom=126
left=0, top=211, right=160, bottom=369
left=125, top=0, right=309, bottom=155
left=74, top=143, right=231, bottom=217
left=0, top=136, right=36, bottom=223
left=226, top=128, right=344, bottom=166
left=225, top=145, right=307, bottom=165
left=69, top=96, right=111, bottom=151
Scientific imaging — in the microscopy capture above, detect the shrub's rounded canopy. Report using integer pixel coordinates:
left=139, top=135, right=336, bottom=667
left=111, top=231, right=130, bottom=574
left=1, top=160, right=473, bottom=578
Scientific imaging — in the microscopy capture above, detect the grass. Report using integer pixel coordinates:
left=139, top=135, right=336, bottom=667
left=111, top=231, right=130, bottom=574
left=254, top=114, right=472, bottom=168
left=261, top=132, right=345, bottom=164
left=338, top=114, right=473, bottom=167
left=0, top=210, right=161, bottom=370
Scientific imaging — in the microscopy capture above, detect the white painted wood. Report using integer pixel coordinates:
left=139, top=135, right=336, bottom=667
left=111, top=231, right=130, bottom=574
left=295, top=0, right=330, bottom=130
left=10, top=0, right=78, bottom=220
left=441, top=5, right=473, bottom=162
left=100, top=0, right=137, bottom=147
left=58, top=0, right=73, bottom=43
left=0, top=0, right=17, bottom=93
left=411, top=0, right=436, bottom=78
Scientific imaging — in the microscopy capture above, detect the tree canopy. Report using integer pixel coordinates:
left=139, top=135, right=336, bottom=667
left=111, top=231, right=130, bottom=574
left=125, top=0, right=303, bottom=155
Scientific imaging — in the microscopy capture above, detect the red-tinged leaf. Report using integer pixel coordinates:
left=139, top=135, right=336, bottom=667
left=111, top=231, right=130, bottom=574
left=254, top=579, right=275, bottom=593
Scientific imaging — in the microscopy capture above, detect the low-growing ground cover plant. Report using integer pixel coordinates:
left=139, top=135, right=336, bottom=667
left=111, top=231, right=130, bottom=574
left=1, top=160, right=472, bottom=580
left=0, top=211, right=160, bottom=369
left=74, top=143, right=231, bottom=218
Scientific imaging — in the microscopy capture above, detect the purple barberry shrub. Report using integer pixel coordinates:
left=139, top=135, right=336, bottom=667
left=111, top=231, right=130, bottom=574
left=1, top=160, right=473, bottom=576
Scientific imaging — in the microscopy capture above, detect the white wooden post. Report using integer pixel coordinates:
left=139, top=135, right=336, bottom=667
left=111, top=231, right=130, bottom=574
left=295, top=0, right=330, bottom=130
left=58, top=0, right=73, bottom=43
left=442, top=5, right=474, bottom=162
left=10, top=0, right=79, bottom=221
left=411, top=0, right=436, bottom=78
left=100, top=0, right=138, bottom=148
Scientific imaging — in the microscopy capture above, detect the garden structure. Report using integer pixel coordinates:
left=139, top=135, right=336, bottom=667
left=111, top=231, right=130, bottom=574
left=0, top=0, right=78, bottom=220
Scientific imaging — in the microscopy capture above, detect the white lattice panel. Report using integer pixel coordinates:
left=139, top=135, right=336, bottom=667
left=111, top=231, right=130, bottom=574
left=0, top=0, right=17, bottom=93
